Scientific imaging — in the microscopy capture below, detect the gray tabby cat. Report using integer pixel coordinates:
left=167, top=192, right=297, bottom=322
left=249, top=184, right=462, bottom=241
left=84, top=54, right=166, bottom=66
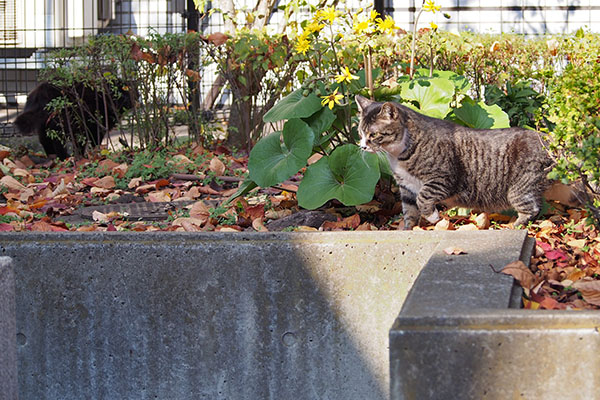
left=355, top=95, right=575, bottom=230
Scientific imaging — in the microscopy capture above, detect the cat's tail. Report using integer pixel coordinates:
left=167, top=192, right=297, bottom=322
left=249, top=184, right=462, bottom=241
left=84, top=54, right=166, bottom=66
left=543, top=181, right=596, bottom=208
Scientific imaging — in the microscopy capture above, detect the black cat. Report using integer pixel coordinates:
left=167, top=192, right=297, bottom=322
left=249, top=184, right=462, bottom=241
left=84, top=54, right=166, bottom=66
left=14, top=81, right=132, bottom=159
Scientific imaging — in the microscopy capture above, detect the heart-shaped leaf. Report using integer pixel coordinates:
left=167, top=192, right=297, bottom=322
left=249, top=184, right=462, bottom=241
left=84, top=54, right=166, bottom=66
left=297, top=144, right=380, bottom=209
left=263, top=88, right=323, bottom=122
left=454, top=99, right=510, bottom=129
left=248, top=119, right=313, bottom=187
left=400, top=77, right=455, bottom=119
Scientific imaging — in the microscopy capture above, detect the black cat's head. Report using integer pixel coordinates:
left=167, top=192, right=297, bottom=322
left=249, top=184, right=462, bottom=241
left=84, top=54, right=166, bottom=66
left=356, top=95, right=406, bottom=154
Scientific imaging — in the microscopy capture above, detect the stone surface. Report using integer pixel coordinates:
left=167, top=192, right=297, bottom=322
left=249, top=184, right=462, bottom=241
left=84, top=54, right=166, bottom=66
left=1, top=231, right=459, bottom=400
left=0, top=257, right=18, bottom=400
left=390, top=232, right=600, bottom=400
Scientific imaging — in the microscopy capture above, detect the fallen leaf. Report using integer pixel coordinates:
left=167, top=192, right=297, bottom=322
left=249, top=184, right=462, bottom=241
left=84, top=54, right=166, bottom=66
left=566, top=239, right=587, bottom=249
left=443, top=246, right=467, bottom=255
left=355, top=201, right=382, bottom=213
left=501, top=260, right=536, bottom=290
left=265, top=209, right=293, bottom=220
left=92, top=210, right=110, bottom=223
left=209, top=157, right=226, bottom=175
left=321, top=214, right=360, bottom=230
left=456, top=223, right=478, bottom=231
left=128, top=177, right=142, bottom=189
left=434, top=218, right=452, bottom=231
left=0, top=223, right=14, bottom=231
left=473, top=213, right=490, bottom=229
left=572, top=279, right=600, bottom=306
left=93, top=176, right=116, bottom=189
left=0, top=175, right=26, bottom=191
left=252, top=218, right=268, bottom=232
left=539, top=296, right=561, bottom=310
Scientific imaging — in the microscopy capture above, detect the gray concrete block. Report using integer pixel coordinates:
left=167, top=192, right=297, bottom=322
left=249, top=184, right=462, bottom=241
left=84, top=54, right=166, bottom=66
left=0, top=256, right=18, bottom=400
left=390, top=231, right=600, bottom=400
left=1, top=231, right=451, bottom=400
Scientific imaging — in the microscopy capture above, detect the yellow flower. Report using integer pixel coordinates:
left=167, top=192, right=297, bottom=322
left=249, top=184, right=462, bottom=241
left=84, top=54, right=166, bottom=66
left=423, top=0, right=441, bottom=13
left=353, top=19, right=370, bottom=35
left=370, top=10, right=380, bottom=22
left=295, top=36, right=311, bottom=55
left=305, top=20, right=325, bottom=34
left=430, top=21, right=438, bottom=30
left=376, top=15, right=398, bottom=34
left=335, top=67, right=359, bottom=84
left=321, top=88, right=344, bottom=109
left=317, top=7, right=338, bottom=24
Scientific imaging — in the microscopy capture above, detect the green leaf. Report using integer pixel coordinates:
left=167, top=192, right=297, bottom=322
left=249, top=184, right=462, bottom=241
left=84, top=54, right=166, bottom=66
left=224, top=179, right=258, bottom=205
left=454, top=99, right=510, bottom=129
left=263, top=88, right=323, bottom=122
left=400, top=78, right=454, bottom=119
left=248, top=119, right=314, bottom=187
left=297, top=144, right=380, bottom=209
left=302, top=106, right=336, bottom=136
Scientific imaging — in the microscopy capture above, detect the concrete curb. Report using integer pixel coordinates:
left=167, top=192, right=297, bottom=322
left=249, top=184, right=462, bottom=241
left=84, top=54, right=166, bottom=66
left=0, top=230, right=553, bottom=399
left=0, top=256, right=18, bottom=400
left=390, top=233, right=600, bottom=400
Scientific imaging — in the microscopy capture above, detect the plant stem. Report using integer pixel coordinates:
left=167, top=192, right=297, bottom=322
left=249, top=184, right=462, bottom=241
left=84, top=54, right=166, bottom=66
left=410, top=4, right=425, bottom=79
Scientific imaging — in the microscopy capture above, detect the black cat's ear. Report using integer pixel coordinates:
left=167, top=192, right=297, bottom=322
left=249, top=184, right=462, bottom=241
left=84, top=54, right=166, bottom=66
left=379, top=102, right=399, bottom=120
left=355, top=95, right=372, bottom=114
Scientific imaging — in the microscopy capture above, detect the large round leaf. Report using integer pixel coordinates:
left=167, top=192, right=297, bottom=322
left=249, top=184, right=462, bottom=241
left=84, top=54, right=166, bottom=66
left=297, top=144, right=380, bottom=209
left=454, top=100, right=510, bottom=129
left=400, top=78, right=454, bottom=119
left=263, top=88, right=323, bottom=123
left=248, top=119, right=314, bottom=187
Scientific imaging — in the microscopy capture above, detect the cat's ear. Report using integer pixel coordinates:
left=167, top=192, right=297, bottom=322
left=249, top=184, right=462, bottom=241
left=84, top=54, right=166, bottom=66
left=379, top=102, right=399, bottom=120
left=355, top=95, right=373, bottom=114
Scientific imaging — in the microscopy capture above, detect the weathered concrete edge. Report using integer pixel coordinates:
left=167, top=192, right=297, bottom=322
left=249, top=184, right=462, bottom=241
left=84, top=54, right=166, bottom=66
left=397, top=229, right=531, bottom=317
left=0, top=256, right=18, bottom=400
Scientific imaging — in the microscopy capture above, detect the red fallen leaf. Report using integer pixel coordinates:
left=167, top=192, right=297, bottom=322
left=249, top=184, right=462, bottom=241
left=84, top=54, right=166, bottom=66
left=197, top=185, right=220, bottom=195
left=546, top=249, right=568, bottom=261
left=29, top=220, right=67, bottom=232
left=537, top=241, right=552, bottom=252
left=321, top=214, right=360, bottom=230
left=81, top=177, right=99, bottom=186
left=0, top=206, right=19, bottom=215
left=0, top=223, right=13, bottom=231
left=0, top=150, right=10, bottom=161
left=154, top=179, right=170, bottom=189
left=107, top=224, right=117, bottom=232
left=246, top=204, right=265, bottom=221
left=501, top=260, right=536, bottom=290
left=538, top=296, right=561, bottom=310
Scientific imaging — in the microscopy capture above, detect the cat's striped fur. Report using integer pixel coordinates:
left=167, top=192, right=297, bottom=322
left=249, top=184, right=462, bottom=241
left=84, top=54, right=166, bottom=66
left=356, top=95, right=573, bottom=229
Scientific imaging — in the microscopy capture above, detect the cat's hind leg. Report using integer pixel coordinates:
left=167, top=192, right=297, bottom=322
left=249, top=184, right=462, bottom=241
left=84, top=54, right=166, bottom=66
left=508, top=189, right=542, bottom=227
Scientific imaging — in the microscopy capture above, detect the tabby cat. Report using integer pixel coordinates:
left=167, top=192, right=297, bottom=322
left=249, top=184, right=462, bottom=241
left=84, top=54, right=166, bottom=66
left=356, top=95, right=574, bottom=229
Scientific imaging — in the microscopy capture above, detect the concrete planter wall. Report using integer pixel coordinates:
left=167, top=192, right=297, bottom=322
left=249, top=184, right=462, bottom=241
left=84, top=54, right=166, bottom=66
left=1, top=230, right=596, bottom=399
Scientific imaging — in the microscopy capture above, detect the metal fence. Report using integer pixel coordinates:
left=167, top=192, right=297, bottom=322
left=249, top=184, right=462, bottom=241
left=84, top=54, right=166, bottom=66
left=1, top=0, right=598, bottom=138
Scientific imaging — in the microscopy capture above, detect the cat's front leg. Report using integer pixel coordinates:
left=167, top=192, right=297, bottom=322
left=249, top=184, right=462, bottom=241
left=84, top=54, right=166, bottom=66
left=417, top=180, right=450, bottom=225
left=399, top=185, right=420, bottom=230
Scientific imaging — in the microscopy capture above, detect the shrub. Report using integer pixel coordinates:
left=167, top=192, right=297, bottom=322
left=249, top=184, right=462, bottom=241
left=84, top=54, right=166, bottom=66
left=545, top=60, right=600, bottom=223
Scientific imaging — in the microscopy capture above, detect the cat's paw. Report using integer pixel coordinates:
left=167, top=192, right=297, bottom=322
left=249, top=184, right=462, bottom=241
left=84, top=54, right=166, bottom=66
left=425, top=209, right=440, bottom=224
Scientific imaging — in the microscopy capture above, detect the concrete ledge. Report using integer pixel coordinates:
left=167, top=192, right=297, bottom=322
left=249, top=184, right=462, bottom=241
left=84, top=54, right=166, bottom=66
left=0, top=230, right=536, bottom=399
left=390, top=233, right=600, bottom=399
left=0, top=257, right=18, bottom=400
